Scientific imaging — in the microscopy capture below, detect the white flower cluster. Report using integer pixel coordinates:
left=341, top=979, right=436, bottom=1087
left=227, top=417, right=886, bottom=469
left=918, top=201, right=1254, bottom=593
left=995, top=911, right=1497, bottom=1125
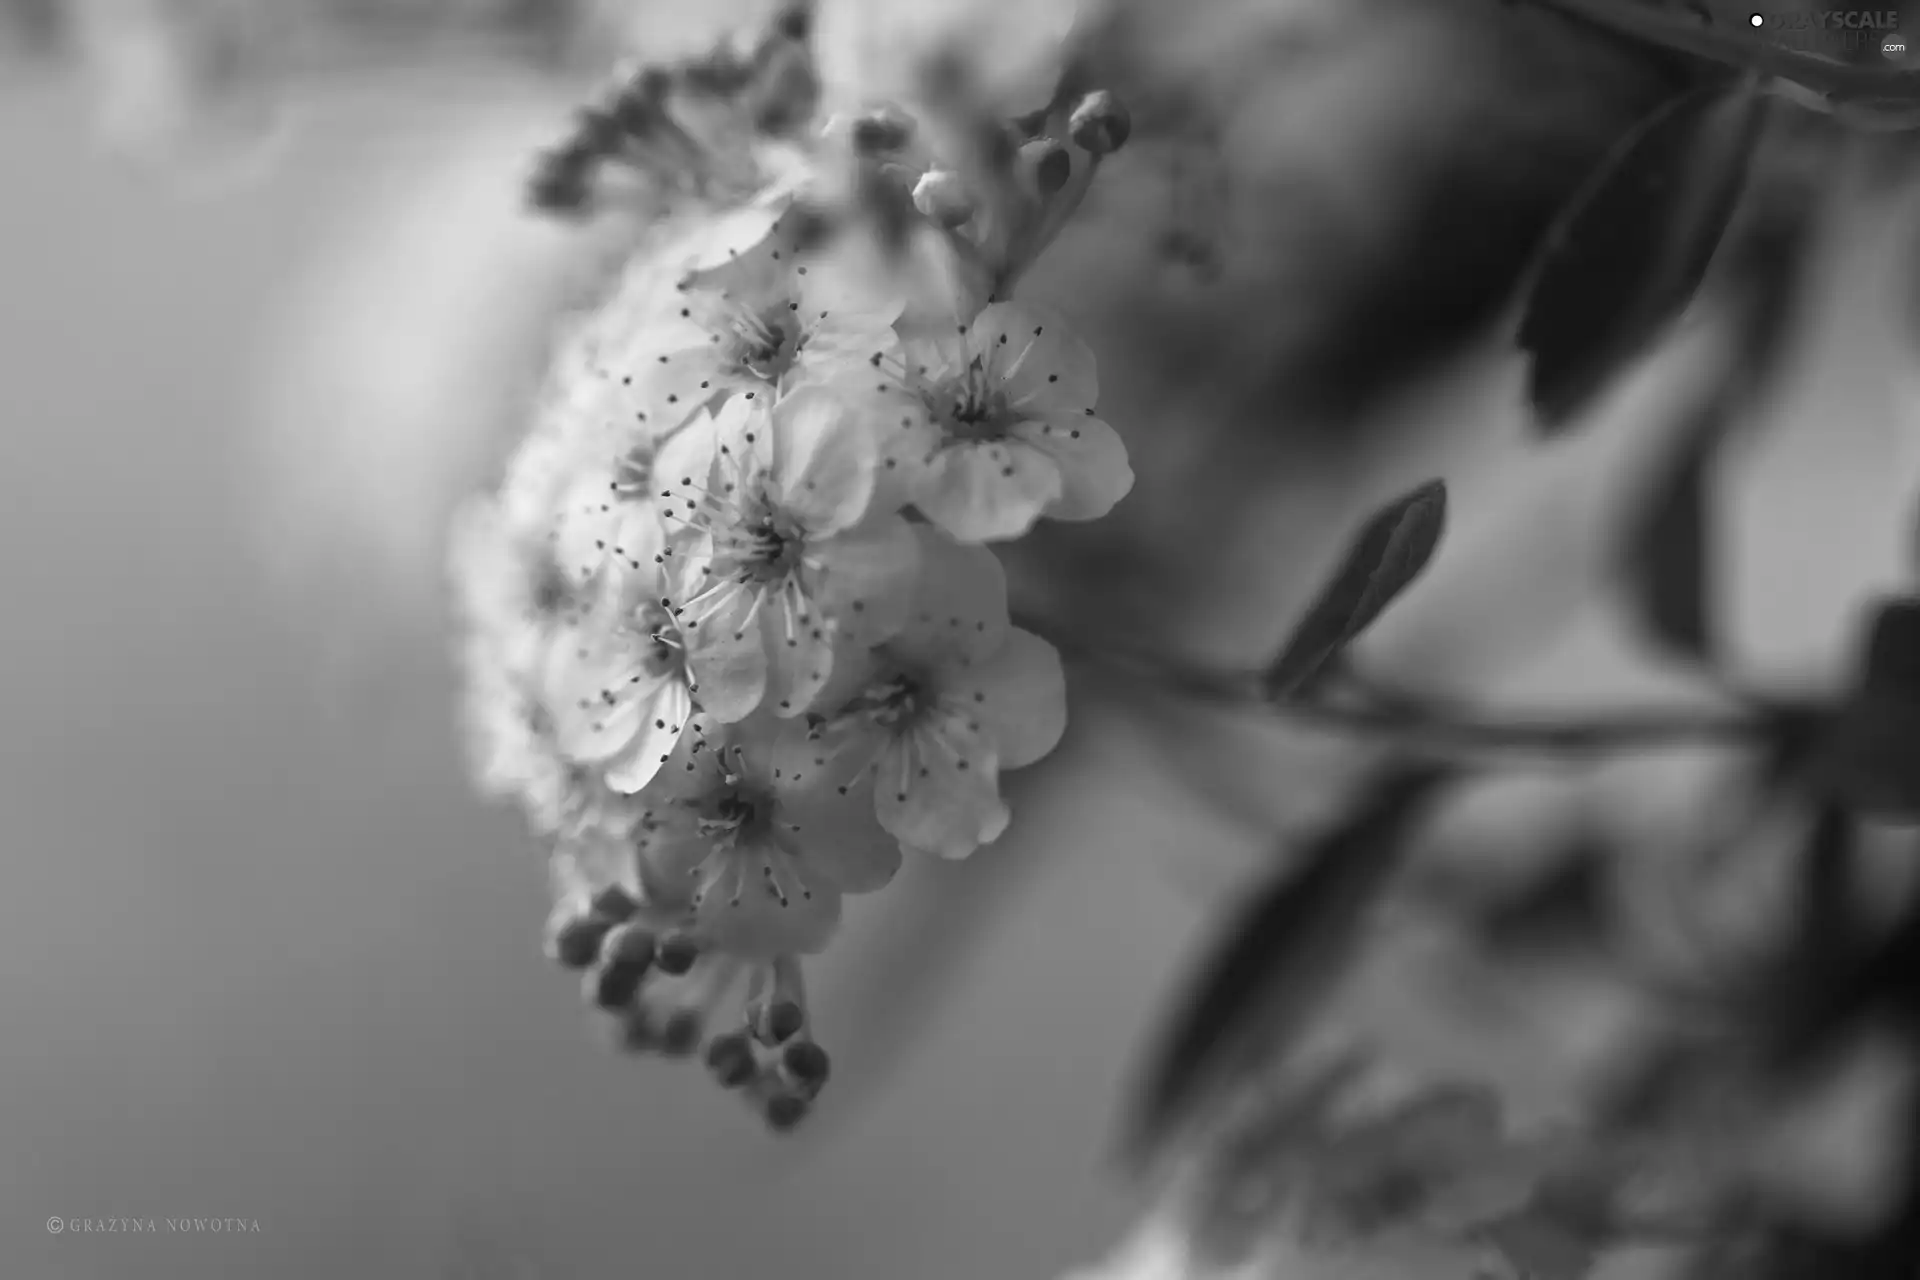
left=451, top=85, right=1136, bottom=1126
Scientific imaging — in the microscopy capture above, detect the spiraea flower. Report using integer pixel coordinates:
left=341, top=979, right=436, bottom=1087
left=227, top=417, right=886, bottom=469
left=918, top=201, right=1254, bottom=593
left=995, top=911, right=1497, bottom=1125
left=877, top=299, right=1135, bottom=543
left=616, top=206, right=908, bottom=435
left=635, top=713, right=900, bottom=956
left=658, top=390, right=919, bottom=723
left=808, top=523, right=1067, bottom=858
left=446, top=2, right=1139, bottom=1131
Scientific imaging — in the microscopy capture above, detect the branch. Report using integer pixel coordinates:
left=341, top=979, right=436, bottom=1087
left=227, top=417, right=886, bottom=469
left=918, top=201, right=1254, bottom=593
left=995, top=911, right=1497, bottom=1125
left=1028, top=618, right=1764, bottom=758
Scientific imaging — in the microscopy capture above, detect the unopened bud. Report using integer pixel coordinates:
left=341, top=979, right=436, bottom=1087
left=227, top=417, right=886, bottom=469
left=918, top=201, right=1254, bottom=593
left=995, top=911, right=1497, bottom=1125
left=913, top=169, right=973, bottom=229
left=760, top=998, right=805, bottom=1045
left=549, top=913, right=612, bottom=970
left=655, top=933, right=700, bottom=975
left=705, top=1032, right=759, bottom=1089
left=659, top=1009, right=704, bottom=1057
left=1021, top=139, right=1071, bottom=197
left=851, top=107, right=915, bottom=155
left=1068, top=90, right=1131, bottom=156
left=590, top=885, right=639, bottom=923
left=781, top=1040, right=831, bottom=1087
left=764, top=1092, right=810, bottom=1132
left=599, top=921, right=656, bottom=969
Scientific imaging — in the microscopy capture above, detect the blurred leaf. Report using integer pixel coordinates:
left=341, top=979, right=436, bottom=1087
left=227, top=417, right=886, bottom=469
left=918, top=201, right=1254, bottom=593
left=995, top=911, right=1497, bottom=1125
left=1123, top=762, right=1454, bottom=1168
left=1621, top=388, right=1722, bottom=662
left=1262, top=479, right=1448, bottom=701
left=1520, top=76, right=1771, bottom=432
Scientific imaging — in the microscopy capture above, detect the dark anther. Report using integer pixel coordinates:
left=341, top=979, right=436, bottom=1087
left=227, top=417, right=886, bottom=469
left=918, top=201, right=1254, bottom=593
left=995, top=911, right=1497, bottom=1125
left=591, top=956, right=648, bottom=1010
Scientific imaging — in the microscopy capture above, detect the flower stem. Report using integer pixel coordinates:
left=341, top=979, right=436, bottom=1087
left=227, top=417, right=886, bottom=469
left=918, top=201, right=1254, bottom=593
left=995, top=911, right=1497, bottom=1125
left=1027, top=619, right=1765, bottom=757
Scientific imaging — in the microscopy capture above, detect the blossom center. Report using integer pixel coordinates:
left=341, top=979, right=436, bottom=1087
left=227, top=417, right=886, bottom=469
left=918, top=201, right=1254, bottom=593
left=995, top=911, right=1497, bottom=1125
left=930, top=356, right=1009, bottom=442
left=680, top=772, right=814, bottom=910
left=629, top=602, right=687, bottom=680
left=716, top=498, right=805, bottom=583
left=725, top=302, right=801, bottom=382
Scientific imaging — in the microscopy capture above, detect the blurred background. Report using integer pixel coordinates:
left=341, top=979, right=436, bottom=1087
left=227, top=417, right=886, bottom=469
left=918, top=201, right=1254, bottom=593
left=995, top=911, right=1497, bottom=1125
left=1, top=2, right=1918, bottom=1279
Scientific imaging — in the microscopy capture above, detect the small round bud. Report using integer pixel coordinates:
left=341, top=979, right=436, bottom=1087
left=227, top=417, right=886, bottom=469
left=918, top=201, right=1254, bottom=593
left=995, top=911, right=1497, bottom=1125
left=1021, top=139, right=1071, bottom=197
left=659, top=1009, right=704, bottom=1057
left=655, top=933, right=700, bottom=975
left=590, top=957, right=647, bottom=1010
left=851, top=108, right=915, bottom=155
left=617, top=1013, right=659, bottom=1055
left=781, top=1040, right=831, bottom=1087
left=550, top=914, right=612, bottom=970
left=764, top=1092, right=810, bottom=1132
left=773, top=2, right=810, bottom=40
left=590, top=885, right=639, bottom=923
left=913, top=169, right=974, bottom=229
left=761, top=998, right=805, bottom=1045
left=527, top=149, right=593, bottom=216
left=599, top=921, right=656, bottom=970
left=705, top=1032, right=759, bottom=1089
left=1068, top=90, right=1131, bottom=156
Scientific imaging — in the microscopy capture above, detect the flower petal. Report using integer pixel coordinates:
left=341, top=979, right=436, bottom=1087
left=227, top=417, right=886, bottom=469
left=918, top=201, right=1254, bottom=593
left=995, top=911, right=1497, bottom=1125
left=806, top=512, right=921, bottom=644
left=913, top=438, right=1063, bottom=543
left=673, top=574, right=768, bottom=723
left=760, top=576, right=838, bottom=717
left=769, top=386, right=879, bottom=536
left=702, top=880, right=844, bottom=958
left=889, top=525, right=1010, bottom=668
left=940, top=627, right=1066, bottom=770
left=542, top=569, right=672, bottom=763
left=783, top=773, right=905, bottom=893
left=1012, top=412, right=1134, bottom=523
left=602, top=680, right=695, bottom=794
left=970, top=300, right=1098, bottom=414
left=874, top=719, right=1009, bottom=860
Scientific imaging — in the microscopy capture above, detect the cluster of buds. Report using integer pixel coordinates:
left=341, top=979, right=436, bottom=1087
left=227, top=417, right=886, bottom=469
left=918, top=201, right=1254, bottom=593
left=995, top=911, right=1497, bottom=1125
left=454, top=21, right=1139, bottom=1131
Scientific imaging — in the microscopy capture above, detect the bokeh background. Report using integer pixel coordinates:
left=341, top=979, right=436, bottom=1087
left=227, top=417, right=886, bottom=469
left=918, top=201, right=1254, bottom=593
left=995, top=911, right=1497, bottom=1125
left=2, top=3, right=1919, bottom=1278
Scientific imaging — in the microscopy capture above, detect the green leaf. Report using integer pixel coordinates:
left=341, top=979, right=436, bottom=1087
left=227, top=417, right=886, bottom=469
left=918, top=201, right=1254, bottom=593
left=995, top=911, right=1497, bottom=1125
left=1262, top=479, right=1448, bottom=701
left=1122, top=762, right=1455, bottom=1168
left=1519, top=77, right=1772, bottom=433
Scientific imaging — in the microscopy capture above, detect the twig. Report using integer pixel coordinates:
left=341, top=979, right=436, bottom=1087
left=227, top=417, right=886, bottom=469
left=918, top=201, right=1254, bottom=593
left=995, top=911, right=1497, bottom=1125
left=1026, top=618, right=1765, bottom=757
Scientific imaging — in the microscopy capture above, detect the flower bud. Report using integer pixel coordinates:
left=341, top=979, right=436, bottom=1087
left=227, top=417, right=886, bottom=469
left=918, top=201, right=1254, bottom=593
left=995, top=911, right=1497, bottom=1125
left=851, top=107, right=915, bottom=155
left=705, top=1032, right=759, bottom=1089
left=764, top=1092, right=811, bottom=1132
left=1068, top=90, right=1131, bottom=156
left=1021, top=138, right=1071, bottom=197
left=781, top=1039, right=831, bottom=1087
left=913, top=169, right=973, bottom=229
left=655, top=932, right=701, bottom=975
left=548, top=912, right=612, bottom=970
left=589, top=955, right=647, bottom=1010
left=659, top=1009, right=704, bottom=1057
